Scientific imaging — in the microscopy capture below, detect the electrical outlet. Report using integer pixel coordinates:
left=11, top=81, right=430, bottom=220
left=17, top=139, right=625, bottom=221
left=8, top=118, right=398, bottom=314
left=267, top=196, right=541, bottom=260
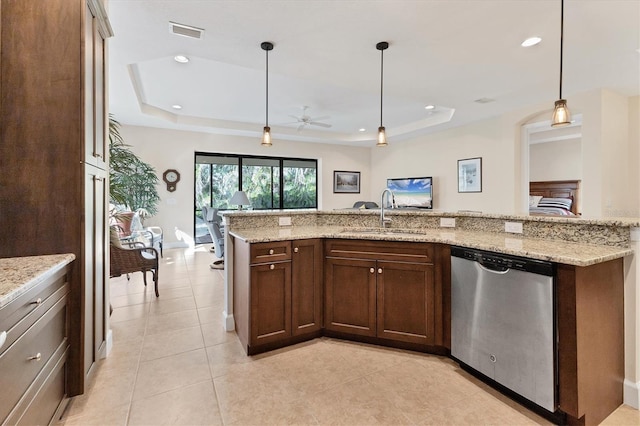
left=440, top=217, right=456, bottom=228
left=278, top=216, right=292, bottom=226
left=504, top=221, right=523, bottom=234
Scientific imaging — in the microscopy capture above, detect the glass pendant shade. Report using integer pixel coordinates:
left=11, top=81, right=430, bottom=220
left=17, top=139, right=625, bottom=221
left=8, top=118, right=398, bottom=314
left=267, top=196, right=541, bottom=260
left=376, top=126, right=387, bottom=147
left=551, top=99, right=571, bottom=127
left=261, top=126, right=272, bottom=146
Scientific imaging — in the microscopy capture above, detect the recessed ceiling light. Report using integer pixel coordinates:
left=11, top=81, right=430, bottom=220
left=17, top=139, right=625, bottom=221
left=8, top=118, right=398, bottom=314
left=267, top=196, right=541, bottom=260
left=358, top=128, right=366, bottom=132
left=174, top=55, right=189, bottom=63
left=521, top=37, right=542, bottom=47
left=425, top=105, right=435, bottom=110
left=172, top=104, right=182, bottom=110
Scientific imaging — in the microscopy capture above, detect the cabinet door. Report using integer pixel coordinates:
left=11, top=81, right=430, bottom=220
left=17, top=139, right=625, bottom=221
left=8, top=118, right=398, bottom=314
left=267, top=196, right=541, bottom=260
left=291, top=239, right=323, bottom=336
left=250, top=262, right=292, bottom=346
left=84, top=166, right=107, bottom=376
left=325, top=257, right=377, bottom=337
left=377, top=260, right=435, bottom=345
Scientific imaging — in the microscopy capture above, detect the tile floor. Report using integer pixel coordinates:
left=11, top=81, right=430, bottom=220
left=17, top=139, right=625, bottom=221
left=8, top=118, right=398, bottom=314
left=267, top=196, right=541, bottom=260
left=58, top=246, right=640, bottom=426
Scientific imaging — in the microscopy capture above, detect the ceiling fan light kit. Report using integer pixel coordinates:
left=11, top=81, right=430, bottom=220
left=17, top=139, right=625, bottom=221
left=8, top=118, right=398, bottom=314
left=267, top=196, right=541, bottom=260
left=261, top=41, right=274, bottom=146
left=551, top=0, right=571, bottom=127
left=376, top=41, right=389, bottom=147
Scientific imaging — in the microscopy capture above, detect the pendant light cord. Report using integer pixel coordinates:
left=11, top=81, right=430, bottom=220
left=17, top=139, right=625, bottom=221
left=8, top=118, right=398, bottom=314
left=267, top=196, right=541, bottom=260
left=380, top=48, right=384, bottom=126
left=559, top=0, right=564, bottom=99
left=265, top=48, right=269, bottom=127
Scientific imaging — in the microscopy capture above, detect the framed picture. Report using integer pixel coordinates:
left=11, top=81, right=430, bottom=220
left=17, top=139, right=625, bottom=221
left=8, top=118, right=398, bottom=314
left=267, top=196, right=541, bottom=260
left=458, top=157, right=482, bottom=193
left=333, top=171, right=361, bottom=193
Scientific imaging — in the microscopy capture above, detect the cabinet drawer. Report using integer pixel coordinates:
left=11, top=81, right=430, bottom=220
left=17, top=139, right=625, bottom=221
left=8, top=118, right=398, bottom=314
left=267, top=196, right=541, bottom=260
left=325, top=239, right=434, bottom=264
left=0, top=268, right=69, bottom=355
left=250, top=241, right=291, bottom=264
left=0, top=294, right=67, bottom=422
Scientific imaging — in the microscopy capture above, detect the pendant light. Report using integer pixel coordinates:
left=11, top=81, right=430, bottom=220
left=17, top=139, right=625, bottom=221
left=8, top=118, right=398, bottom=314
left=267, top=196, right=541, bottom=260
left=261, top=41, right=274, bottom=146
left=376, top=41, right=389, bottom=147
left=551, top=0, right=571, bottom=127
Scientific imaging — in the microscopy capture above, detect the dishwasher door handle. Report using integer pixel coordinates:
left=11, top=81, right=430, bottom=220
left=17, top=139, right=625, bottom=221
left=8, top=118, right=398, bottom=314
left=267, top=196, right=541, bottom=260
left=476, top=262, right=510, bottom=275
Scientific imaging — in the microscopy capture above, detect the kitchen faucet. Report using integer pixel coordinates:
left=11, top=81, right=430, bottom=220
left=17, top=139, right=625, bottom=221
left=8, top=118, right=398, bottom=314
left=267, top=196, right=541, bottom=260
left=380, top=188, right=395, bottom=228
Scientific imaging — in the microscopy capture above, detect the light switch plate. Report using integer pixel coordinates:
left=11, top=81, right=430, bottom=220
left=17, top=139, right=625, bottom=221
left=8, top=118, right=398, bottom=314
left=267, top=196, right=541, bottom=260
left=440, top=217, right=456, bottom=228
left=278, top=216, right=292, bottom=226
left=504, top=221, right=523, bottom=234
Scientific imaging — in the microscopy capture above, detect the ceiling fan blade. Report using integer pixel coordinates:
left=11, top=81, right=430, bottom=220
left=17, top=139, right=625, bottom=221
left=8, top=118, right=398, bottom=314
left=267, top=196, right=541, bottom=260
left=310, top=115, right=330, bottom=121
left=309, top=122, right=332, bottom=128
left=297, top=124, right=305, bottom=132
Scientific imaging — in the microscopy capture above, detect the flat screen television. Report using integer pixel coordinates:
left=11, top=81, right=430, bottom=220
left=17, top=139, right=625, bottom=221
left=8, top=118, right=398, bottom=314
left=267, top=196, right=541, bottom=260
left=386, top=176, right=433, bottom=209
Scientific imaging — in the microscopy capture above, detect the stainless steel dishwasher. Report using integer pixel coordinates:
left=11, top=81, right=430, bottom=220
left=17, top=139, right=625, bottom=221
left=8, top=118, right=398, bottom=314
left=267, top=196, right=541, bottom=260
left=450, top=246, right=556, bottom=412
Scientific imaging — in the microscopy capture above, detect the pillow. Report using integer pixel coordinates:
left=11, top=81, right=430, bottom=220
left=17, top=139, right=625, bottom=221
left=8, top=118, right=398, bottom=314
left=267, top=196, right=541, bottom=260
left=537, top=197, right=572, bottom=211
left=529, top=195, right=543, bottom=207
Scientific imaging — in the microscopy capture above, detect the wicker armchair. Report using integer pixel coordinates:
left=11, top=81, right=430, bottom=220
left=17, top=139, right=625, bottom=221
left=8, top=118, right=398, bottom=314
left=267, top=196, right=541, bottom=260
left=109, top=243, right=160, bottom=297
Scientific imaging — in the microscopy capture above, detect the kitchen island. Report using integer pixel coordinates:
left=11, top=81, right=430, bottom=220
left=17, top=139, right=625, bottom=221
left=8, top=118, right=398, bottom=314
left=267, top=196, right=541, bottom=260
left=223, top=209, right=636, bottom=425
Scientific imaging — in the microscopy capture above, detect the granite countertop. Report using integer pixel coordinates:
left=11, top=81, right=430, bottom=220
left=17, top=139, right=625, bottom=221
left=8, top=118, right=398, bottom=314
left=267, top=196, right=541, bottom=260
left=0, top=254, right=75, bottom=309
left=229, top=225, right=633, bottom=267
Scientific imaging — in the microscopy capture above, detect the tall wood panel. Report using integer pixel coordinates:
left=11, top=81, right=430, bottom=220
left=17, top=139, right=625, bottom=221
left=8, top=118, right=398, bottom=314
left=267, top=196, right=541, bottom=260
left=0, top=0, right=112, bottom=396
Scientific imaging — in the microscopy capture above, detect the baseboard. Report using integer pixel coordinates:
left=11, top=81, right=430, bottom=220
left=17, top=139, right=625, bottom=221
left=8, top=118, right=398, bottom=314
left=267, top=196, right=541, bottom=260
left=624, top=379, right=640, bottom=409
left=103, top=329, right=113, bottom=358
left=222, top=311, right=235, bottom=331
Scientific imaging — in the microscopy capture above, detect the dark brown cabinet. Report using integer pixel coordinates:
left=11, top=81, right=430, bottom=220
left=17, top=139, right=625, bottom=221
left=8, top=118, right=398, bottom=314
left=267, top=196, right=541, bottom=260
left=0, top=0, right=112, bottom=396
left=0, top=261, right=72, bottom=425
left=324, top=240, right=443, bottom=349
left=234, top=239, right=323, bottom=354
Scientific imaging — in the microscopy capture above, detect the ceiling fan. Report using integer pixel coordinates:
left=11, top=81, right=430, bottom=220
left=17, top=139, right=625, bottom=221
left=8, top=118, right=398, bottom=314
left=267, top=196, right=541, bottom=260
left=284, top=106, right=332, bottom=131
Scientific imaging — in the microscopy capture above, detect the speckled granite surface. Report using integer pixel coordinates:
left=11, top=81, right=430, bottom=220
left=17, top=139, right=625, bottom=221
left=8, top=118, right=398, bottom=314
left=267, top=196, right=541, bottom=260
left=229, top=225, right=633, bottom=267
left=0, top=254, right=75, bottom=309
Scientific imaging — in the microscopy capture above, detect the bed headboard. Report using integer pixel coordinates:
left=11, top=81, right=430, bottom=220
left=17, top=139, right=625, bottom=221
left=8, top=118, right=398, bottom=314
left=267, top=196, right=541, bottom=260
left=530, top=180, right=580, bottom=215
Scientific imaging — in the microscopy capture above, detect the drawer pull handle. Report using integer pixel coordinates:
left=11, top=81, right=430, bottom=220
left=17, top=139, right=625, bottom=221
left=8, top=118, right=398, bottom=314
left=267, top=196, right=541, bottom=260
left=270, top=264, right=275, bottom=270
left=378, top=268, right=383, bottom=274
left=31, top=298, right=42, bottom=305
left=269, top=249, right=274, bottom=255
left=0, top=331, right=6, bottom=350
left=370, top=268, right=375, bottom=274
left=28, top=353, right=42, bottom=362
left=294, top=247, right=299, bottom=253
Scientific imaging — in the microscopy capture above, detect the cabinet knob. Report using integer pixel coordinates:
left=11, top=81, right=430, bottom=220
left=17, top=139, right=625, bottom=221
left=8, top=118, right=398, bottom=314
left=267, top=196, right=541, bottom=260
left=30, top=298, right=42, bottom=306
left=378, top=268, right=383, bottom=274
left=269, top=249, right=274, bottom=255
left=294, top=247, right=299, bottom=253
left=0, top=331, right=6, bottom=350
left=370, top=268, right=375, bottom=274
left=28, top=353, right=42, bottom=362
left=270, top=264, right=275, bottom=270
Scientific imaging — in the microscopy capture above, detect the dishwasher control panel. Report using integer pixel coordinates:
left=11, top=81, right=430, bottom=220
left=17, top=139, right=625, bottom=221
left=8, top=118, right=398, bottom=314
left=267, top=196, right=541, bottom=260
left=451, top=246, right=554, bottom=276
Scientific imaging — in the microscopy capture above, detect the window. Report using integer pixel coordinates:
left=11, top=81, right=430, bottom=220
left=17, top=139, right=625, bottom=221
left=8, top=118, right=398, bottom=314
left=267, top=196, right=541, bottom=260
left=194, top=153, right=317, bottom=243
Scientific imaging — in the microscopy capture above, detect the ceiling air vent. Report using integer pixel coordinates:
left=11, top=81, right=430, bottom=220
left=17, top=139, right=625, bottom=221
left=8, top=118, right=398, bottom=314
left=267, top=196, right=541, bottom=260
left=474, top=97, right=496, bottom=104
left=169, top=21, right=204, bottom=39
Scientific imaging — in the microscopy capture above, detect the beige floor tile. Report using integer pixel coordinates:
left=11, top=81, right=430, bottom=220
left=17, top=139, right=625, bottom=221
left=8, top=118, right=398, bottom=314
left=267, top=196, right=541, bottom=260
left=306, top=377, right=412, bottom=425
left=198, top=306, right=224, bottom=324
left=133, top=348, right=212, bottom=401
left=145, top=308, right=200, bottom=336
left=201, top=319, right=237, bottom=347
left=602, top=404, right=640, bottom=425
left=110, top=292, right=153, bottom=309
left=59, top=402, right=129, bottom=426
left=152, top=285, right=193, bottom=300
left=220, top=398, right=318, bottom=426
left=140, top=325, right=204, bottom=361
left=110, top=303, right=150, bottom=324
left=109, top=317, right=147, bottom=343
left=128, top=380, right=223, bottom=426
left=205, top=338, right=261, bottom=378
left=148, top=295, right=197, bottom=316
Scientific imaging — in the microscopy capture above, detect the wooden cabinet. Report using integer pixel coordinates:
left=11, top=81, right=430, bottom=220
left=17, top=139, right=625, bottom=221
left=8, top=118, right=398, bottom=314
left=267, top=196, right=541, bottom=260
left=324, top=239, right=443, bottom=348
left=234, top=239, right=323, bottom=354
left=0, top=0, right=113, bottom=396
left=0, top=262, right=72, bottom=425
left=556, top=259, right=624, bottom=426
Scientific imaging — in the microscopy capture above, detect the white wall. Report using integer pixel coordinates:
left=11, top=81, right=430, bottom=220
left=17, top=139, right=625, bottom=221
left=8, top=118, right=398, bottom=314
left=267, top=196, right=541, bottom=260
left=120, top=125, right=371, bottom=246
left=529, top=139, right=582, bottom=182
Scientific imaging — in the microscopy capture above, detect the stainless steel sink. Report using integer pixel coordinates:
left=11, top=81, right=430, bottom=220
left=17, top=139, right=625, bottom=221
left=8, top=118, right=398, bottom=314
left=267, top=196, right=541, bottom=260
left=341, top=227, right=426, bottom=236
